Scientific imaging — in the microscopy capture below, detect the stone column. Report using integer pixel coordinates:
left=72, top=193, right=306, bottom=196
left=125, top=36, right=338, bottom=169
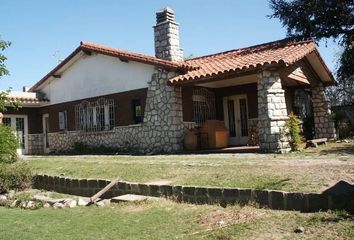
left=258, top=70, right=290, bottom=153
left=311, top=84, right=336, bottom=139
left=142, top=68, right=185, bottom=153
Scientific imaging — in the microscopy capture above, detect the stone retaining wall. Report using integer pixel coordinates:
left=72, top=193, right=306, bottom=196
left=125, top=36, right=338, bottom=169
left=33, top=175, right=353, bottom=213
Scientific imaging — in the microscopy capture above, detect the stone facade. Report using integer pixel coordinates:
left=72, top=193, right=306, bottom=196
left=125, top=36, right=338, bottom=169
left=257, top=70, right=290, bottom=153
left=27, top=134, right=44, bottom=155
left=154, top=7, right=183, bottom=62
left=48, top=68, right=187, bottom=154
left=312, top=84, right=336, bottom=139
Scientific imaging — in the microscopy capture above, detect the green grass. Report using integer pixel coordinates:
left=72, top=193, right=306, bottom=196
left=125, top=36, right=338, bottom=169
left=27, top=142, right=354, bottom=192
left=0, top=200, right=353, bottom=239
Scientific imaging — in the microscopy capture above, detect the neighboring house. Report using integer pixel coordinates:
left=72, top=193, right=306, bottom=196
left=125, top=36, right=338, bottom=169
left=3, top=7, right=336, bottom=154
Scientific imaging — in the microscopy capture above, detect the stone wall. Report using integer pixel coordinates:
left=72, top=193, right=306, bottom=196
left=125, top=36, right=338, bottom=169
left=27, top=134, right=44, bottom=155
left=33, top=174, right=354, bottom=213
left=257, top=71, right=290, bottom=153
left=48, top=68, right=187, bottom=154
left=312, top=84, right=336, bottom=139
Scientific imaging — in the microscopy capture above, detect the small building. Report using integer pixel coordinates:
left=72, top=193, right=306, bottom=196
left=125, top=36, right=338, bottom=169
left=3, top=7, right=336, bottom=154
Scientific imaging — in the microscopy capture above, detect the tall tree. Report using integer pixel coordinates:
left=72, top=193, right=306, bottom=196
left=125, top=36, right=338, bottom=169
left=269, top=0, right=354, bottom=105
left=0, top=36, right=16, bottom=113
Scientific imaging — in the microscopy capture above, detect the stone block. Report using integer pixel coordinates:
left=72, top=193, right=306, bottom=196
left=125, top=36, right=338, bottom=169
left=308, top=193, right=329, bottom=212
left=269, top=191, right=284, bottom=210
left=238, top=189, right=252, bottom=204
left=138, top=184, right=150, bottom=196
left=159, top=185, right=173, bottom=197
left=149, top=185, right=160, bottom=197
left=65, top=178, right=71, bottom=188
left=48, top=176, right=54, bottom=187
left=172, top=186, right=183, bottom=202
left=207, top=187, right=223, bottom=203
left=71, top=179, right=79, bottom=188
left=129, top=183, right=140, bottom=194
left=98, top=179, right=109, bottom=188
left=195, top=187, right=208, bottom=204
left=252, top=190, right=269, bottom=207
left=182, top=186, right=196, bottom=203
left=117, top=181, right=127, bottom=192
left=59, top=177, right=65, bottom=188
left=88, top=179, right=98, bottom=188
left=285, top=192, right=306, bottom=211
left=79, top=179, right=88, bottom=188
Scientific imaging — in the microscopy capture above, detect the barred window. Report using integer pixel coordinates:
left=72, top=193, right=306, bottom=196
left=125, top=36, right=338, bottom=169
left=75, top=98, right=115, bottom=132
left=192, top=88, right=216, bottom=126
left=59, top=111, right=67, bottom=130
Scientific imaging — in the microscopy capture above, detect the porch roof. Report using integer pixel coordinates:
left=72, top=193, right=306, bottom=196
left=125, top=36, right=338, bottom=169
left=6, top=92, right=49, bottom=106
left=169, top=39, right=336, bottom=86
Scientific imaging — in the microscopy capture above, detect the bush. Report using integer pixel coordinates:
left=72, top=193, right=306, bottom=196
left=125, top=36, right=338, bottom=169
left=334, top=112, right=354, bottom=139
left=285, top=112, right=302, bottom=151
left=0, top=162, right=32, bottom=193
left=0, top=124, right=18, bottom=164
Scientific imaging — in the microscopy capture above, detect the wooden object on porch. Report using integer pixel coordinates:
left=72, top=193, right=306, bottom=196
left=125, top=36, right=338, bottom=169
left=306, top=138, right=327, bottom=148
left=200, top=120, right=228, bottom=149
left=184, top=129, right=199, bottom=150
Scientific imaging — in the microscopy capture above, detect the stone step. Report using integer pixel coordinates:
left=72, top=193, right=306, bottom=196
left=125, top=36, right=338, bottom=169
left=111, top=194, right=159, bottom=203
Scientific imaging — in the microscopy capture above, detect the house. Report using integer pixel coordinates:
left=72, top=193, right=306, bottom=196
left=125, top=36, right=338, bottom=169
left=2, top=7, right=336, bottom=155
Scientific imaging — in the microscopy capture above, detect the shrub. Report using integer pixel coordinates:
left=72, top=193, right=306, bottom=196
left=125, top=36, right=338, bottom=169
left=334, top=112, right=354, bottom=139
left=0, top=124, right=18, bottom=164
left=285, top=112, right=301, bottom=151
left=0, top=162, right=32, bottom=193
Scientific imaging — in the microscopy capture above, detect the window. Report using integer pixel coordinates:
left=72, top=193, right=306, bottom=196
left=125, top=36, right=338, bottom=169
left=59, top=111, right=67, bottom=130
left=75, top=98, right=115, bottom=131
left=192, top=88, right=216, bottom=126
left=2, top=117, right=11, bottom=126
left=132, top=99, right=143, bottom=124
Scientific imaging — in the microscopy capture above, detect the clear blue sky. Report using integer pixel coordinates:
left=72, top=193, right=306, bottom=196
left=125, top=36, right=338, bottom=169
left=1, top=0, right=341, bottom=91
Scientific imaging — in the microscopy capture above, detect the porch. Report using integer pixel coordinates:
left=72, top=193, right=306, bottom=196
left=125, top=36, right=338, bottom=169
left=179, top=66, right=336, bottom=153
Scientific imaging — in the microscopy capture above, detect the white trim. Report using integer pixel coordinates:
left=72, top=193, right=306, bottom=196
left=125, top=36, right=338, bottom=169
left=223, top=94, right=249, bottom=146
left=2, top=114, right=28, bottom=155
left=42, top=114, right=50, bottom=153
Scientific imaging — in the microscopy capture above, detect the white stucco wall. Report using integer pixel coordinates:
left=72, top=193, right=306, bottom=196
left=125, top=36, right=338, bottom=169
left=40, top=53, right=154, bottom=105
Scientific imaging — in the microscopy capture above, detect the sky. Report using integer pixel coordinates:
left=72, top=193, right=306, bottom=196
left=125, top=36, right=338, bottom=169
left=1, top=0, right=341, bottom=91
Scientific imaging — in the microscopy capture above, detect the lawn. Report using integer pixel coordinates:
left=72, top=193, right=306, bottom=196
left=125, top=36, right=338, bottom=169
left=27, top=142, right=354, bottom=193
left=0, top=200, right=353, bottom=240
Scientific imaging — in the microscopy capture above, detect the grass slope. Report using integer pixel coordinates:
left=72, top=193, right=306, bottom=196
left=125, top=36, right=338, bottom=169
left=0, top=200, right=353, bottom=239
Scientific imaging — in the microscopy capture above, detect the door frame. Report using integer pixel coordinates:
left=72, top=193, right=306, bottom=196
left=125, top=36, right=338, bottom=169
left=223, top=94, right=249, bottom=146
left=42, top=114, right=50, bottom=153
left=3, top=114, right=28, bottom=155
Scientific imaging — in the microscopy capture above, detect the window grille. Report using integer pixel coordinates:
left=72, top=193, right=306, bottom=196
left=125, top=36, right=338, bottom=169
left=192, top=88, right=216, bottom=126
left=59, top=111, right=67, bottom=130
left=75, top=98, right=115, bottom=132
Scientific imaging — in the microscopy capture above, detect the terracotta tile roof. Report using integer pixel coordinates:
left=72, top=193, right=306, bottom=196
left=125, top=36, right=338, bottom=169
left=80, top=42, right=193, bottom=70
left=169, top=39, right=324, bottom=85
left=7, top=92, right=49, bottom=104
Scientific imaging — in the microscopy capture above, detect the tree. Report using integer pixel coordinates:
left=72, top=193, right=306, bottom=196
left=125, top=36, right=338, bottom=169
left=0, top=36, right=18, bottom=113
left=269, top=0, right=354, bottom=105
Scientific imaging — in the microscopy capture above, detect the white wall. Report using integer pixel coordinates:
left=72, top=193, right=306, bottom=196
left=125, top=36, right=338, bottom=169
left=40, top=53, right=154, bottom=105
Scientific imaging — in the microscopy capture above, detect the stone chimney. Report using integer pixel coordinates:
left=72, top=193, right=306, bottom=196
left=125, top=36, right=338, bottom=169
left=154, top=7, right=183, bottom=62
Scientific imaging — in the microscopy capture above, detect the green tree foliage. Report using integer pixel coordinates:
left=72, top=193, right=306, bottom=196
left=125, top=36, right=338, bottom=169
left=269, top=0, right=354, bottom=105
left=0, top=124, right=19, bottom=164
left=0, top=36, right=19, bottom=112
left=285, top=112, right=301, bottom=151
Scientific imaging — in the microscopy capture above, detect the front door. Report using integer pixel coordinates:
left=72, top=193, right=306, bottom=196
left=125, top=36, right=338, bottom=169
left=3, top=115, right=28, bottom=155
left=42, top=114, right=50, bottom=153
left=223, top=95, right=249, bottom=145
